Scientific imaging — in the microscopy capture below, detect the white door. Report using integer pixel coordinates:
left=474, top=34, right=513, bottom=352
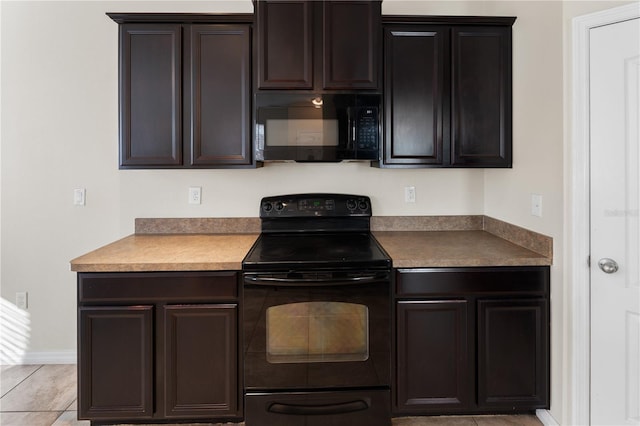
left=590, top=16, right=640, bottom=426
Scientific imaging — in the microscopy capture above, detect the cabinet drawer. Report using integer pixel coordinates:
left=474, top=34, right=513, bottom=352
left=79, top=271, right=238, bottom=304
left=396, top=267, right=549, bottom=297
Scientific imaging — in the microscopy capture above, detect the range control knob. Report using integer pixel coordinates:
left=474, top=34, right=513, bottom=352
left=358, top=201, right=369, bottom=210
left=346, top=199, right=357, bottom=210
left=275, top=202, right=285, bottom=211
left=262, top=202, right=273, bottom=212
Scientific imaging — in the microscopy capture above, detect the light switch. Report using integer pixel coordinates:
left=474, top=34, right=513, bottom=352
left=531, top=194, right=543, bottom=217
left=74, top=188, right=86, bottom=206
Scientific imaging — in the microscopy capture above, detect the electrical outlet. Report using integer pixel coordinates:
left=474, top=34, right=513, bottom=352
left=189, top=187, right=202, bottom=205
left=404, top=186, right=416, bottom=203
left=16, top=292, right=28, bottom=310
left=531, top=194, right=543, bottom=217
left=73, top=188, right=86, bottom=206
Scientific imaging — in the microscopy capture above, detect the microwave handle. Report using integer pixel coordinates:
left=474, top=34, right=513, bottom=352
left=352, top=121, right=357, bottom=144
left=348, top=107, right=358, bottom=149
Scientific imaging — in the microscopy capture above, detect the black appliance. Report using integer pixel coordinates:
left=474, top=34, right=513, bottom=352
left=254, top=93, right=381, bottom=162
left=242, top=193, right=392, bottom=426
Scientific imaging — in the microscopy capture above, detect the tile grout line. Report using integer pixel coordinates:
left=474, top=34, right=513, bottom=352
left=62, top=398, right=77, bottom=412
left=0, top=365, right=44, bottom=401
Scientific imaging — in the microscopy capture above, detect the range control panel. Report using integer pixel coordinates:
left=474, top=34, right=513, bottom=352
left=260, top=193, right=372, bottom=218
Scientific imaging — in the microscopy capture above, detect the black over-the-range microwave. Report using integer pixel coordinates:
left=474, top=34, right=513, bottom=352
left=254, top=93, right=381, bottom=162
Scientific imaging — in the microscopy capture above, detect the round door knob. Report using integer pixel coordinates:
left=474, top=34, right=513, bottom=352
left=598, top=258, right=619, bottom=274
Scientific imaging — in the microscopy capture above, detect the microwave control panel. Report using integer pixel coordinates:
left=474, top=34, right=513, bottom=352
left=354, top=107, right=379, bottom=151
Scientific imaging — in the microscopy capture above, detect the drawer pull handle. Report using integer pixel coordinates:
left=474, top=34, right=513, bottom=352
left=267, top=399, right=369, bottom=416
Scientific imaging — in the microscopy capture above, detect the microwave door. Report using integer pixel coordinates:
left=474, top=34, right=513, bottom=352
left=261, top=106, right=342, bottom=162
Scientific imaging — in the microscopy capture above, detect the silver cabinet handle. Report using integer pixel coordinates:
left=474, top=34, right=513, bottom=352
left=598, top=258, right=619, bottom=274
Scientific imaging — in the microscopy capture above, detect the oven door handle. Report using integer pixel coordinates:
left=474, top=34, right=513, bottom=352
left=244, top=273, right=388, bottom=286
left=267, top=399, right=369, bottom=416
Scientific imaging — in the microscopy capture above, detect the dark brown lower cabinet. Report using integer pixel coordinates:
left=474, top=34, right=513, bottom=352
left=163, top=304, right=238, bottom=418
left=394, top=267, right=550, bottom=415
left=78, top=306, right=154, bottom=419
left=477, top=299, right=549, bottom=409
left=396, top=301, right=469, bottom=412
left=77, top=272, right=241, bottom=424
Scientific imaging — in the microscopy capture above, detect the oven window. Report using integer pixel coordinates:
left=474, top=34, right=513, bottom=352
left=266, top=302, right=368, bottom=364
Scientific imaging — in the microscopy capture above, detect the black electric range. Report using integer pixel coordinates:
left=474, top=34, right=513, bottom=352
left=241, top=194, right=392, bottom=426
left=242, top=193, right=391, bottom=272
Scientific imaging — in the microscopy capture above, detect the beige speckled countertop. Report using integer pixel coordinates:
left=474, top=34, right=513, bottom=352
left=70, top=234, right=259, bottom=272
left=373, top=230, right=549, bottom=268
left=70, top=215, right=552, bottom=272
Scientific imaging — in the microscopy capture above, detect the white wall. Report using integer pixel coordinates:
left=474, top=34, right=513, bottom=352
left=0, top=0, right=621, bottom=423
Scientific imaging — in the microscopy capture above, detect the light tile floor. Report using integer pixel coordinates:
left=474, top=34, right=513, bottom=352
left=1, top=365, right=542, bottom=426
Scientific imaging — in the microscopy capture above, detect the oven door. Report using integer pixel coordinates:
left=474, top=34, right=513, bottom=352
left=243, top=270, right=391, bottom=392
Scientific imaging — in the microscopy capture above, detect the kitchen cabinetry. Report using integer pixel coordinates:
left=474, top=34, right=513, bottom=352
left=380, top=17, right=515, bottom=168
left=77, top=271, right=241, bottom=423
left=394, top=267, right=549, bottom=415
left=109, top=14, right=253, bottom=168
left=255, top=0, right=381, bottom=91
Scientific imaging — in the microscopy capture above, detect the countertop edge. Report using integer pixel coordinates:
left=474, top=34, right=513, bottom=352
left=391, top=257, right=552, bottom=269
left=71, top=261, right=243, bottom=273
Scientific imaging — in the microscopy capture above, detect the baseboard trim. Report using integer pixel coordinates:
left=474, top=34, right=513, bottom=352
left=1, top=351, right=77, bottom=365
left=536, top=409, right=559, bottom=426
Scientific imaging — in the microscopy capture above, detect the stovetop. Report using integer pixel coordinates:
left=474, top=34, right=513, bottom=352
left=242, top=194, right=391, bottom=271
left=242, top=232, right=390, bottom=271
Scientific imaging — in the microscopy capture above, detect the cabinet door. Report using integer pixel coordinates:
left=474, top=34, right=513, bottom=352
left=477, top=299, right=549, bottom=409
left=451, top=26, right=512, bottom=167
left=163, top=304, right=239, bottom=418
left=119, top=24, right=182, bottom=167
left=187, top=25, right=252, bottom=166
left=256, top=0, right=313, bottom=89
left=78, top=306, right=154, bottom=420
left=383, top=26, right=448, bottom=166
left=395, top=300, right=469, bottom=413
left=322, top=1, right=380, bottom=89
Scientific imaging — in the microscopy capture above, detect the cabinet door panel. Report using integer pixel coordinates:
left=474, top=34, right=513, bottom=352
left=451, top=26, right=511, bottom=167
left=188, top=25, right=251, bottom=166
left=78, top=306, right=153, bottom=420
left=256, top=0, right=313, bottom=89
left=395, top=300, right=469, bottom=413
left=384, top=27, right=447, bottom=166
left=323, top=1, right=380, bottom=89
left=120, top=24, right=182, bottom=167
left=477, top=299, right=549, bottom=409
left=163, top=304, right=239, bottom=418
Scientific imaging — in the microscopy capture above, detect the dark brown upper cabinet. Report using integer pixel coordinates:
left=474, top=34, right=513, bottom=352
left=451, top=26, right=512, bottom=167
left=379, top=17, right=515, bottom=168
left=382, top=26, right=448, bottom=166
left=119, top=23, right=183, bottom=167
left=110, top=14, right=254, bottom=169
left=255, top=0, right=381, bottom=91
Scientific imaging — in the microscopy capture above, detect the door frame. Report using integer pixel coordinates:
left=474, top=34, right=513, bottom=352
left=570, top=3, right=640, bottom=425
